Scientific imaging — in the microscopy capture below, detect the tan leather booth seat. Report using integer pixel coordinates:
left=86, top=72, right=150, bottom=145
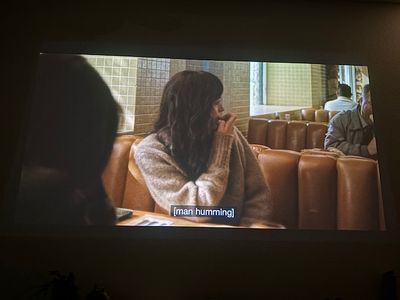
left=258, top=149, right=384, bottom=230
left=102, top=135, right=138, bottom=207
left=103, top=136, right=384, bottom=230
left=258, top=150, right=300, bottom=229
left=123, top=138, right=155, bottom=211
left=301, top=108, right=339, bottom=123
left=102, top=135, right=155, bottom=211
left=329, top=110, right=339, bottom=120
left=336, top=156, right=380, bottom=230
left=298, top=153, right=337, bottom=229
left=248, top=118, right=327, bottom=151
left=250, top=144, right=271, bottom=157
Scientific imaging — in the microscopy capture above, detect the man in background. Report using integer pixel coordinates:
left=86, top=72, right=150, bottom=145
left=325, top=83, right=357, bottom=112
left=324, top=84, right=376, bottom=158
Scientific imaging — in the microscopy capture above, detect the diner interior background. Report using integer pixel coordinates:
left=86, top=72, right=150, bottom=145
left=81, top=55, right=369, bottom=136
left=2, top=1, right=400, bottom=299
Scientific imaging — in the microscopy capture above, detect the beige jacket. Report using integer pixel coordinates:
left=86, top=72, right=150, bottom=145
left=324, top=106, right=374, bottom=158
left=134, top=127, right=272, bottom=226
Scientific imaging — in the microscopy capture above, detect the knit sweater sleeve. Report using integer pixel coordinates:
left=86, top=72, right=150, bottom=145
left=134, top=133, right=234, bottom=222
left=234, top=129, right=272, bottom=226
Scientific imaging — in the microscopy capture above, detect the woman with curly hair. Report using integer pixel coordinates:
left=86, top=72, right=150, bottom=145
left=135, top=70, right=272, bottom=226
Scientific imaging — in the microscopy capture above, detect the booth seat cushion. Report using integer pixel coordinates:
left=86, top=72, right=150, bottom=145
left=258, top=149, right=301, bottom=229
left=301, top=108, right=316, bottom=122
left=247, top=118, right=268, bottom=145
left=286, top=121, right=307, bottom=151
left=122, top=138, right=155, bottom=212
left=102, top=135, right=138, bottom=207
left=257, top=148, right=382, bottom=230
left=306, top=123, right=327, bottom=149
left=250, top=144, right=271, bottom=157
left=248, top=118, right=328, bottom=152
left=336, top=156, right=380, bottom=230
left=104, top=135, right=383, bottom=230
left=301, top=108, right=339, bottom=123
left=298, top=153, right=337, bottom=229
left=315, top=109, right=330, bottom=123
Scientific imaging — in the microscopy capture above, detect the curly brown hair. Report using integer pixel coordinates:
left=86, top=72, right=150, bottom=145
left=153, top=70, right=223, bottom=180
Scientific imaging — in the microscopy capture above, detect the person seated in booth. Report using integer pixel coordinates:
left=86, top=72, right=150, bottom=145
left=134, top=70, right=273, bottom=227
left=324, top=84, right=376, bottom=158
left=16, top=54, right=120, bottom=225
left=324, top=83, right=357, bottom=112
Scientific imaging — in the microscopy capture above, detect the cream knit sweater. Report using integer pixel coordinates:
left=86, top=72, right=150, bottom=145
left=134, top=127, right=272, bottom=226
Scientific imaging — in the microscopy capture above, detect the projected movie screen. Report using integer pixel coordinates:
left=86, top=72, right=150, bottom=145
left=15, top=53, right=384, bottom=231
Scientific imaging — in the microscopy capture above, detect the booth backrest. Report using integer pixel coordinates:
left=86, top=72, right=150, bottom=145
left=102, top=135, right=138, bottom=207
left=248, top=118, right=328, bottom=151
left=255, top=148, right=384, bottom=230
left=102, top=135, right=155, bottom=211
left=123, top=138, right=155, bottom=211
left=103, top=136, right=384, bottom=230
left=301, top=108, right=339, bottom=122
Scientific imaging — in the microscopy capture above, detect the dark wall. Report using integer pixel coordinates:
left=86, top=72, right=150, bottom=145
left=2, top=1, right=400, bottom=299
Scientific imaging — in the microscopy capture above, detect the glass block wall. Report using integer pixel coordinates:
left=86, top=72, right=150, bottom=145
left=266, top=63, right=327, bottom=108
left=311, top=64, right=327, bottom=108
left=84, top=55, right=251, bottom=136
left=134, top=57, right=170, bottom=134
left=83, top=55, right=138, bottom=133
left=267, top=63, right=313, bottom=106
left=222, top=61, right=250, bottom=134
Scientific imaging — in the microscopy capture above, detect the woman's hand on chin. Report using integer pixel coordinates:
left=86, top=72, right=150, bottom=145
left=217, top=112, right=236, bottom=135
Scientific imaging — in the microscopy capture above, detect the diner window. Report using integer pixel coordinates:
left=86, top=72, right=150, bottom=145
left=250, top=62, right=266, bottom=106
left=338, top=65, right=356, bottom=102
left=250, top=63, right=326, bottom=119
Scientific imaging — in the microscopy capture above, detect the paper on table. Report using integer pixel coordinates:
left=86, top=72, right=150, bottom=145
left=128, top=216, right=174, bottom=226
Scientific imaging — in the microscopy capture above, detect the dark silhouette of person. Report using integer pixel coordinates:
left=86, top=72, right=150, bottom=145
left=15, top=54, right=119, bottom=225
